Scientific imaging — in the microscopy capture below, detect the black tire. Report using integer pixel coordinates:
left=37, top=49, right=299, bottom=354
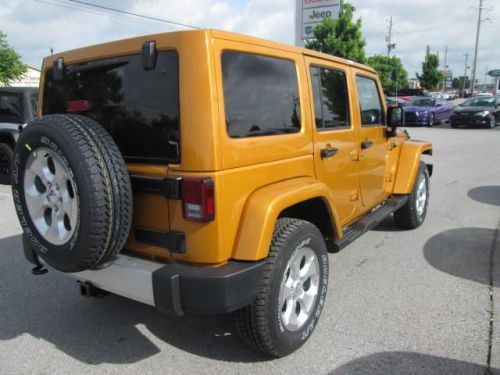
left=488, top=115, right=495, bottom=128
left=234, top=218, right=329, bottom=357
left=394, top=162, right=430, bottom=229
left=427, top=113, right=435, bottom=127
left=0, top=143, right=13, bottom=185
left=12, top=114, right=133, bottom=272
left=450, top=123, right=458, bottom=129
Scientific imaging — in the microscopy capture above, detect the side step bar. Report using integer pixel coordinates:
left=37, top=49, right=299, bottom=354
left=331, top=195, right=408, bottom=252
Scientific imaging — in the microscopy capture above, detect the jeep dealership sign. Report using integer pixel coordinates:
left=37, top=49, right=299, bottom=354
left=295, top=0, right=342, bottom=46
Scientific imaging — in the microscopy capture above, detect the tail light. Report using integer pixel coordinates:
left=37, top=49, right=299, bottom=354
left=181, top=178, right=215, bottom=222
left=66, top=100, right=90, bottom=113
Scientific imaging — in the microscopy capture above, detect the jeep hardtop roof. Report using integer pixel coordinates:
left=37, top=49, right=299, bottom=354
left=42, top=29, right=376, bottom=75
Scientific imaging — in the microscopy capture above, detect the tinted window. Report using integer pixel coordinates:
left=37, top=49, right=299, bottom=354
left=0, top=93, right=23, bottom=123
left=356, top=76, right=384, bottom=126
left=462, top=97, right=495, bottom=107
left=30, top=93, right=38, bottom=120
left=43, top=52, right=179, bottom=163
left=413, top=98, right=436, bottom=107
left=310, top=66, right=349, bottom=130
left=222, top=52, right=300, bottom=138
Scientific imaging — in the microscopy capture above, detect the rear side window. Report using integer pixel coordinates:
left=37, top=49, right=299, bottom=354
left=356, top=75, right=384, bottom=126
left=0, top=93, right=23, bottom=123
left=43, top=51, right=179, bottom=163
left=310, top=66, right=349, bottom=130
left=222, top=52, right=301, bottom=138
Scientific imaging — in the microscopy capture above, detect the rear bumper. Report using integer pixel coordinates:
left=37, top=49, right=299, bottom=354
left=23, top=236, right=265, bottom=316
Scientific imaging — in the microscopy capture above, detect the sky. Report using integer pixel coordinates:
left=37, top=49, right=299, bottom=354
left=0, top=0, right=499, bottom=83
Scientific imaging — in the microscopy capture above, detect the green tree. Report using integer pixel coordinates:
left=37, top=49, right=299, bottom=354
left=306, top=2, right=366, bottom=64
left=0, top=31, right=26, bottom=86
left=452, top=76, right=470, bottom=90
left=417, top=46, right=444, bottom=90
left=367, top=55, right=408, bottom=95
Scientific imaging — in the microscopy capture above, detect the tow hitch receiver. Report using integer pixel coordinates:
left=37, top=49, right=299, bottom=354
left=78, top=281, right=109, bottom=299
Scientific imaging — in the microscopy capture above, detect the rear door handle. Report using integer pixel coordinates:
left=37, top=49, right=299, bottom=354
left=361, top=140, right=374, bottom=149
left=320, top=147, right=338, bottom=159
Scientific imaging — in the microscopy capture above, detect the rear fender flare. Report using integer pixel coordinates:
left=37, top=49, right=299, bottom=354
left=231, top=177, right=342, bottom=261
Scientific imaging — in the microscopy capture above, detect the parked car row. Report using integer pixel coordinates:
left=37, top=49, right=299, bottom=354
left=450, top=96, right=499, bottom=128
left=385, top=94, right=499, bottom=129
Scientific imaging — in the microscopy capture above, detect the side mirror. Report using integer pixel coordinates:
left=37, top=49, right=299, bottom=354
left=436, top=103, right=443, bottom=107
left=387, top=106, right=404, bottom=128
left=458, top=103, right=464, bottom=107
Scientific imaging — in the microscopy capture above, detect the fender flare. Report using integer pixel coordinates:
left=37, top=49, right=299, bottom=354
left=231, top=177, right=342, bottom=261
left=393, top=141, right=432, bottom=194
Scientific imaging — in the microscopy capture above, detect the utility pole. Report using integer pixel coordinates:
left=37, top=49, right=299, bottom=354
left=386, top=16, right=396, bottom=56
left=462, top=53, right=469, bottom=98
left=442, top=44, right=448, bottom=91
left=470, top=0, right=484, bottom=95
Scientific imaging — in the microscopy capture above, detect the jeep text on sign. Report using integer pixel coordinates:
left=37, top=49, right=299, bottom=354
left=295, top=0, right=342, bottom=44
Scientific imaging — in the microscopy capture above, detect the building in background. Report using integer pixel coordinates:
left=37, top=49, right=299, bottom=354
left=408, top=78, right=421, bottom=89
left=7, top=65, right=40, bottom=87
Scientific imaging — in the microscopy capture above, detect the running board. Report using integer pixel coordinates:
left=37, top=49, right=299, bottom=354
left=331, top=195, right=408, bottom=252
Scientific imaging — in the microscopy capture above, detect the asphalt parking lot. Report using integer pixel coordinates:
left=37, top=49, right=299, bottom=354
left=0, top=124, right=499, bottom=375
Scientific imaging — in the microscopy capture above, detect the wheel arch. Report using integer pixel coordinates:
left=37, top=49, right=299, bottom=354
left=231, top=177, right=342, bottom=261
left=393, top=141, right=432, bottom=194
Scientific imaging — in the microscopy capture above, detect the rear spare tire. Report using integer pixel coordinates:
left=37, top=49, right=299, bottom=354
left=12, top=114, right=132, bottom=272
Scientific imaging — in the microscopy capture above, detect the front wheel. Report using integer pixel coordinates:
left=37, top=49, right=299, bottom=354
left=234, top=218, right=329, bottom=357
left=427, top=113, right=435, bottom=127
left=394, top=162, right=430, bottom=229
left=488, top=115, right=496, bottom=128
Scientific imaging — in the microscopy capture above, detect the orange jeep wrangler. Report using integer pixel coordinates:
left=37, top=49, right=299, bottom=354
left=12, top=30, right=432, bottom=357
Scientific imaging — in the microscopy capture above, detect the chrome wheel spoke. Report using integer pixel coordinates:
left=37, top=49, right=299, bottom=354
left=416, top=179, right=427, bottom=217
left=278, top=246, right=320, bottom=332
left=291, top=256, right=301, bottom=279
left=300, top=287, right=317, bottom=312
left=300, top=253, right=318, bottom=279
left=23, top=147, right=79, bottom=245
left=281, top=297, right=295, bottom=327
left=27, top=153, right=54, bottom=183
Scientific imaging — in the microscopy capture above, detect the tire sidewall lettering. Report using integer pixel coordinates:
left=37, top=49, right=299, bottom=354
left=13, top=129, right=81, bottom=261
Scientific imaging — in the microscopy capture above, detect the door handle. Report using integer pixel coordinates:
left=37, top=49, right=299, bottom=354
left=361, top=140, right=374, bottom=149
left=320, top=147, right=338, bottom=159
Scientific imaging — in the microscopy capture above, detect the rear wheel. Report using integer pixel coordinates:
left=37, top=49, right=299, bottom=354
left=0, top=143, right=13, bottom=185
left=12, top=114, right=133, bottom=272
left=488, top=115, right=496, bottom=128
left=394, top=162, right=430, bottom=229
left=234, top=218, right=329, bottom=357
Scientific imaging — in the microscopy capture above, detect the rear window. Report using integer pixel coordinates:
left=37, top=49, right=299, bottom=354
left=0, top=93, right=23, bottom=123
left=222, top=51, right=301, bottom=138
left=43, top=51, right=179, bottom=163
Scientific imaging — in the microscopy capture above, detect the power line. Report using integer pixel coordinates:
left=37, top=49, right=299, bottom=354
left=34, top=0, right=158, bottom=26
left=67, top=0, right=200, bottom=30
left=35, top=0, right=176, bottom=29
